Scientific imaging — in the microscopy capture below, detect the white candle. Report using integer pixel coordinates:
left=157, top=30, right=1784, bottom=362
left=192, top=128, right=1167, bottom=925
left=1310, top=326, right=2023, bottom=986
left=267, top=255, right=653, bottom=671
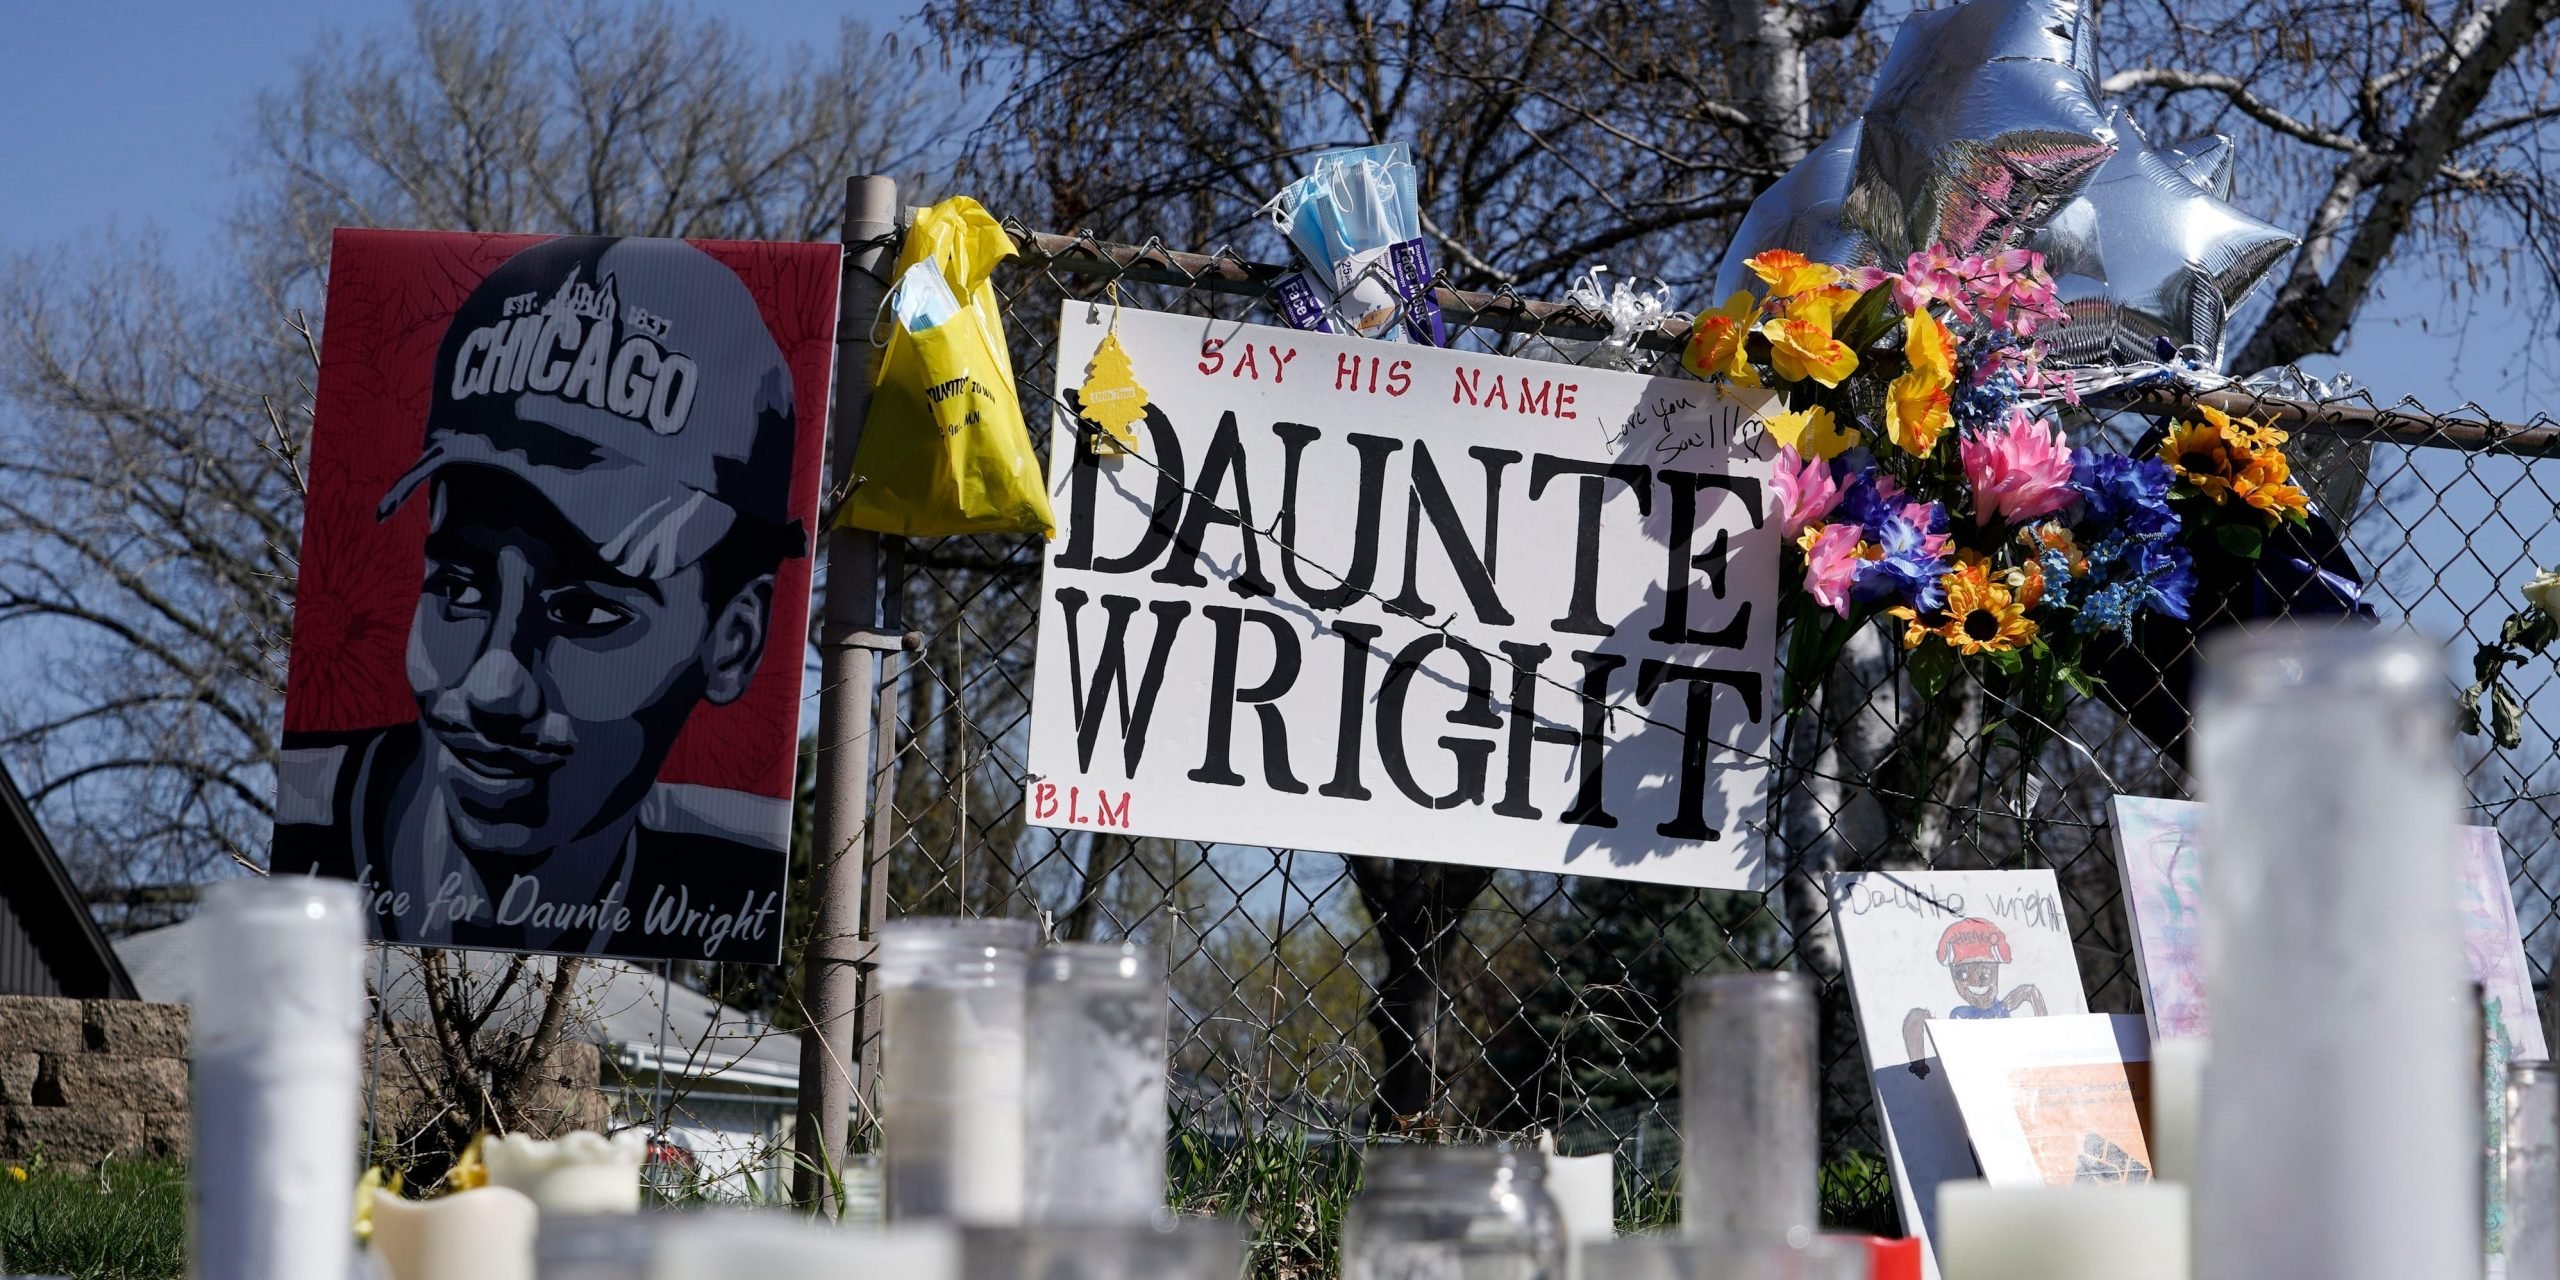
left=189, top=877, right=366, bottom=1280
left=2506, top=1061, right=2559, bottom=1280
left=1023, top=943, right=1168, bottom=1224
left=879, top=919, right=1034, bottom=1224
left=2193, top=629, right=2476, bottom=1280
left=643, top=1216, right=958, bottom=1279
left=1934, top=1182, right=2188, bottom=1280
left=482, top=1129, right=649, bottom=1216
left=368, top=1187, right=537, bottom=1280
left=1543, top=1150, right=1615, bottom=1243
left=2145, top=1038, right=2205, bottom=1186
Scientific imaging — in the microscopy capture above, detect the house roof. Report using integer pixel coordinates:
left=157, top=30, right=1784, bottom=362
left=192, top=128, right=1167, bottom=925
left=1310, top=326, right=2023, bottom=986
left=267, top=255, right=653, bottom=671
left=116, top=920, right=798, bottom=1090
left=0, top=762, right=136, bottom=1000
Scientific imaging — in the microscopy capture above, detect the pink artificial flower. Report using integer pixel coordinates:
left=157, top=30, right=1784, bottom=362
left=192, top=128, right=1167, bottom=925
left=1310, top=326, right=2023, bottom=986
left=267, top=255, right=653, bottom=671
left=1977, top=339, right=2056, bottom=393
left=1963, top=248, right=2067, bottom=337
left=1802, top=523, right=1866, bottom=617
left=1773, top=448, right=1844, bottom=538
left=1893, top=247, right=1972, bottom=321
left=1961, top=409, right=2078, bottom=526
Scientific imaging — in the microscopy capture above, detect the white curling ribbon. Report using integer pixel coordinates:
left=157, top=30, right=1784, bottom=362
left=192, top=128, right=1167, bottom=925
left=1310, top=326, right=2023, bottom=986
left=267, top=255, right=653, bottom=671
left=1551, top=266, right=1676, bottom=372
left=367, top=1187, right=538, bottom=1280
left=1566, top=268, right=1672, bottom=353
left=481, top=1129, right=650, bottom=1216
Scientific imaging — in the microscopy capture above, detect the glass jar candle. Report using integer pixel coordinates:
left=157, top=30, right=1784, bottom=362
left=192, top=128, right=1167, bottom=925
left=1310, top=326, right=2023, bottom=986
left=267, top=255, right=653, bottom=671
left=190, top=876, right=366, bottom=1280
left=1023, top=942, right=1169, bottom=1223
left=2506, top=1060, right=2558, bottom=1279
left=2193, top=627, right=2475, bottom=1280
left=960, top=1218, right=1244, bottom=1280
left=1342, top=1143, right=1565, bottom=1280
left=879, top=917, right=1037, bottom=1224
left=1681, top=970, right=1818, bottom=1248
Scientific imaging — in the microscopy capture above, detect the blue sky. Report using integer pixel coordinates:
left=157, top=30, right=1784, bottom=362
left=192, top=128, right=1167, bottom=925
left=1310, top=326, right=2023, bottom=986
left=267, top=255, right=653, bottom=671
left=0, top=0, right=924, bottom=252
left=3, top=0, right=2545, bottom=426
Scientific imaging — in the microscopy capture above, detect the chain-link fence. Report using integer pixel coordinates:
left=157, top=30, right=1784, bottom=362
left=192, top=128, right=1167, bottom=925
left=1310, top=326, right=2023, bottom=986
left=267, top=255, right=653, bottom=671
left=846, top=217, right=2560, bottom=1243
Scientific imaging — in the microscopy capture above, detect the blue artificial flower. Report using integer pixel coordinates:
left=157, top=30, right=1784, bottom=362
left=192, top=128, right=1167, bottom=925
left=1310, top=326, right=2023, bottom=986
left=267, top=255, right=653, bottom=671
left=1835, top=467, right=1903, bottom=536
left=2070, top=449, right=2177, bottom=539
left=1951, top=334, right=2021, bottom=432
left=2071, top=530, right=2195, bottom=632
left=2131, top=539, right=2196, bottom=621
left=1853, top=504, right=1952, bottom=613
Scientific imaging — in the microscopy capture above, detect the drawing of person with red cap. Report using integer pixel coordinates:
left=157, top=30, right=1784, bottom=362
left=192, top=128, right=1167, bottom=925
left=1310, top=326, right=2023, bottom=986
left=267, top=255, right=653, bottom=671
left=1902, top=917, right=2047, bottom=1075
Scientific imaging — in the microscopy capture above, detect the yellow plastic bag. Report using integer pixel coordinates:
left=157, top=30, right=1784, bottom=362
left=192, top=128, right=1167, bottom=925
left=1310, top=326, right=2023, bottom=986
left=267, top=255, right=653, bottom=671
left=841, top=197, right=1058, bottom=539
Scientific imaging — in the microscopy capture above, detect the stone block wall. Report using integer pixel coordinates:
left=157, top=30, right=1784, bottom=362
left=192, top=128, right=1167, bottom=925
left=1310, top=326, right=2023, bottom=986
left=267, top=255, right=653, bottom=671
left=0, top=997, right=620, bottom=1173
left=0, top=995, right=189, bottom=1170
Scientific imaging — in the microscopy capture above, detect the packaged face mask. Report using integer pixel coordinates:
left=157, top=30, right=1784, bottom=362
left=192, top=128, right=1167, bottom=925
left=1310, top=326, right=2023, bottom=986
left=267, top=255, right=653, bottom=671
left=1261, top=142, right=1444, bottom=346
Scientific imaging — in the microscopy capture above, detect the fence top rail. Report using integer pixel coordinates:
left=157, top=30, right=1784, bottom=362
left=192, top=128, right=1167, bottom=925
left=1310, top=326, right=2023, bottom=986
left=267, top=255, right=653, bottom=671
left=995, top=220, right=2555, bottom=458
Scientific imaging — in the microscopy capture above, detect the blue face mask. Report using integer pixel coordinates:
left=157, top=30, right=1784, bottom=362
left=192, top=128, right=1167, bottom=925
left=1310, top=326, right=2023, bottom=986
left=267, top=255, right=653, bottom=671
left=891, top=258, right=962, bottom=333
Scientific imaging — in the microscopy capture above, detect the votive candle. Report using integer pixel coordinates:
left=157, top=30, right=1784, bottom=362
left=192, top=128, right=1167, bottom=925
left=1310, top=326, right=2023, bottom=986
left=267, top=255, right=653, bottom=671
left=482, top=1129, right=649, bottom=1216
left=2145, top=1038, right=2204, bottom=1186
left=367, top=1187, right=538, bottom=1280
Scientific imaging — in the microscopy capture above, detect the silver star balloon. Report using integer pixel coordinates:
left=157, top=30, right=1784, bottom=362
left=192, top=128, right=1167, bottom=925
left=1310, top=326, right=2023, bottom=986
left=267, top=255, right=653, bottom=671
left=1844, top=0, right=2118, bottom=259
left=2162, top=131, right=2238, bottom=199
left=1710, top=123, right=1875, bottom=300
left=2036, top=109, right=2299, bottom=369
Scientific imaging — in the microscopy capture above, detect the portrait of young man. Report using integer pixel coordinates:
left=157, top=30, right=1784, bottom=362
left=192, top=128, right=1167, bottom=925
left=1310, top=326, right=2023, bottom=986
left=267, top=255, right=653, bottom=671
left=272, top=232, right=839, bottom=962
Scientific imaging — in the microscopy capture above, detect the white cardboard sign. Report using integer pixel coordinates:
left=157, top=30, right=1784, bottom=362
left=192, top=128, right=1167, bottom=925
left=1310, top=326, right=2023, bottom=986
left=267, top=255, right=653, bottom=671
left=1831, top=869, right=2089, bottom=1280
left=1028, top=305, right=1782, bottom=888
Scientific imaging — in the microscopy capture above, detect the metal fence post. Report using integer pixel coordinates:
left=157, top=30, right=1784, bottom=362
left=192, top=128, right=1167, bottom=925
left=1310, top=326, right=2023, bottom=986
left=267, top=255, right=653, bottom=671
left=792, top=173, right=900, bottom=1211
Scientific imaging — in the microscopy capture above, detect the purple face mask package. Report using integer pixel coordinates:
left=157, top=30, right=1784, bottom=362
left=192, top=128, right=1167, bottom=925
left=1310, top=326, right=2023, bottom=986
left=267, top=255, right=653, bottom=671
left=1262, top=142, right=1444, bottom=346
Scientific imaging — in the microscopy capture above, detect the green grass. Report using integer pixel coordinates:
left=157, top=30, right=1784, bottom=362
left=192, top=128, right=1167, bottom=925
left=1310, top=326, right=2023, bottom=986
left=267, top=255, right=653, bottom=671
left=1163, top=1111, right=1906, bottom=1278
left=1168, top=1118, right=1363, bottom=1280
left=0, top=1159, right=185, bottom=1280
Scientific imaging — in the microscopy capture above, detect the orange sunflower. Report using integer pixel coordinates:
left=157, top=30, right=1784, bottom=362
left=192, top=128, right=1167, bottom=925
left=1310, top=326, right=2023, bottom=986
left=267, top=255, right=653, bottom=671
left=2232, top=450, right=2311, bottom=520
left=1935, top=560, right=2038, bottom=655
left=2160, top=418, right=2243, bottom=500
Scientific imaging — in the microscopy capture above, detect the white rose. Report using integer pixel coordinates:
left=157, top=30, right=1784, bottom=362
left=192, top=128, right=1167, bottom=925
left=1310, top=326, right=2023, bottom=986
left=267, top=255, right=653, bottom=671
left=2525, top=567, right=2560, bottom=618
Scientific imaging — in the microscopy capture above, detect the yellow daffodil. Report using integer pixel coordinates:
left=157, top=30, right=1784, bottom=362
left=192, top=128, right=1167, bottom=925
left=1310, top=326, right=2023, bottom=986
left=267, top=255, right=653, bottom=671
left=2161, top=419, right=2242, bottom=501
left=444, top=1133, right=488, bottom=1193
left=7, top=1167, right=23, bottom=1183
left=1902, top=311, right=1955, bottom=382
left=1883, top=313, right=1955, bottom=456
left=354, top=1165, right=402, bottom=1241
left=1763, top=404, right=1861, bottom=460
left=1778, top=284, right=1859, bottom=332
left=1935, top=560, right=2037, bottom=655
left=1682, top=290, right=1761, bottom=386
left=1745, top=248, right=1846, bottom=298
left=1885, top=370, right=1951, bottom=457
left=1760, top=316, right=1859, bottom=387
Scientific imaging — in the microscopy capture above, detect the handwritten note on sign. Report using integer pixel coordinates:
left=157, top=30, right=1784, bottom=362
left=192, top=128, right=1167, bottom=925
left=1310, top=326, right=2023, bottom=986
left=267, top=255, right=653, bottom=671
left=1026, top=305, right=1782, bottom=889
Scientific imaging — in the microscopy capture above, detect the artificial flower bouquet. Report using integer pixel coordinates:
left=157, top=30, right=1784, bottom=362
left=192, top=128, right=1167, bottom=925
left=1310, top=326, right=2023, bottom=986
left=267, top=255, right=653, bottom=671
left=1686, top=247, right=2314, bottom=733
